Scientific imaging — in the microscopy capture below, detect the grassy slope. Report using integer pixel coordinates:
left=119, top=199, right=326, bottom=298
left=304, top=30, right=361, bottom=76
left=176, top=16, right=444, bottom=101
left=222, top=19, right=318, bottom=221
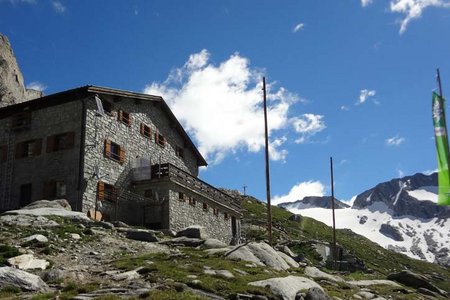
left=241, top=195, right=450, bottom=292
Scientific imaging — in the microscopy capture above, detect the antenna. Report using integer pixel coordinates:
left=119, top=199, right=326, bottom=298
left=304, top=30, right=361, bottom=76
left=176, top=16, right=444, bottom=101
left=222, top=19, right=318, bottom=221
left=95, top=95, right=106, bottom=117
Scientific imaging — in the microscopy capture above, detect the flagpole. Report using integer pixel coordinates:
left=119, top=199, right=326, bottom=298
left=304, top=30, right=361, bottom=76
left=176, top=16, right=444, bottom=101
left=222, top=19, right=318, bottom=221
left=263, top=77, right=273, bottom=246
left=330, top=156, right=337, bottom=270
left=437, top=68, right=444, bottom=97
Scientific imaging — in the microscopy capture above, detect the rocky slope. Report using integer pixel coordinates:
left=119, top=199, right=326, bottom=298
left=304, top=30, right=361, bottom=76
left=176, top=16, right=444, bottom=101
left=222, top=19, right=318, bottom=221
left=279, top=196, right=350, bottom=210
left=280, top=172, right=450, bottom=268
left=0, top=33, right=43, bottom=107
left=1, top=198, right=449, bottom=299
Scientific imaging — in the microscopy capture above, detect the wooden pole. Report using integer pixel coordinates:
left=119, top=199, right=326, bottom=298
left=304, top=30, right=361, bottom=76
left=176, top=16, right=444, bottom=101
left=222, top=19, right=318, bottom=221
left=437, top=68, right=444, bottom=97
left=330, top=156, right=337, bottom=270
left=263, top=77, right=273, bottom=245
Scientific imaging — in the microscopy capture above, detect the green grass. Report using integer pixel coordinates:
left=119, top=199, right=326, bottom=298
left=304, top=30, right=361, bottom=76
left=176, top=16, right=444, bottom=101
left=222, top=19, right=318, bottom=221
left=0, top=244, right=20, bottom=265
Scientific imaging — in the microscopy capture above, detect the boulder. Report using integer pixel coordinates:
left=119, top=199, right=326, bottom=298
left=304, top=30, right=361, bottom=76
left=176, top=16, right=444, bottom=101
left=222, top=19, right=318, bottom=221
left=41, top=269, right=66, bottom=283
left=304, top=287, right=332, bottom=300
left=249, top=275, right=323, bottom=300
left=379, top=224, right=403, bottom=241
left=0, top=266, right=49, bottom=292
left=0, top=215, right=58, bottom=227
left=176, top=225, right=208, bottom=239
left=288, top=214, right=303, bottom=222
left=23, top=199, right=71, bottom=210
left=204, top=269, right=234, bottom=279
left=7, top=254, right=50, bottom=270
left=21, top=234, right=48, bottom=246
left=277, top=251, right=299, bottom=268
left=304, top=267, right=345, bottom=283
left=2, top=207, right=91, bottom=223
left=224, top=245, right=265, bottom=266
left=202, top=239, right=227, bottom=249
left=247, top=242, right=291, bottom=270
left=387, top=270, right=446, bottom=296
left=347, top=280, right=401, bottom=287
left=162, top=237, right=204, bottom=247
left=125, top=229, right=158, bottom=242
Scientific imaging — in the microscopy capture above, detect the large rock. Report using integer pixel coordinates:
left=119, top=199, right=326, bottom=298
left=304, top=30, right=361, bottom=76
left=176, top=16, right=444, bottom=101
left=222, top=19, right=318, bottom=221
left=21, top=234, right=48, bottom=246
left=161, top=236, right=204, bottom=247
left=224, top=244, right=264, bottom=266
left=249, top=275, right=323, bottom=300
left=7, top=254, right=50, bottom=270
left=304, top=287, right=332, bottom=300
left=0, top=33, right=43, bottom=107
left=23, top=199, right=72, bottom=210
left=347, top=279, right=401, bottom=287
left=0, top=214, right=59, bottom=227
left=2, top=206, right=91, bottom=223
left=0, top=266, right=49, bottom=292
left=304, top=267, right=345, bottom=283
left=176, top=225, right=208, bottom=239
left=379, top=224, right=403, bottom=241
left=125, top=229, right=158, bottom=242
left=202, top=239, right=227, bottom=249
left=387, top=270, right=446, bottom=296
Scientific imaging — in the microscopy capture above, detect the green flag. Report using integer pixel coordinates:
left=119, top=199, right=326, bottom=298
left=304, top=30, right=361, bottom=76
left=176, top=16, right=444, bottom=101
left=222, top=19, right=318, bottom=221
left=432, top=91, right=450, bottom=205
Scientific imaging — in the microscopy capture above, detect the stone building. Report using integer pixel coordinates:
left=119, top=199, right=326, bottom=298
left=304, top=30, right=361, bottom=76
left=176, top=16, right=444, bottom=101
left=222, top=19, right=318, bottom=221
left=0, top=85, right=241, bottom=243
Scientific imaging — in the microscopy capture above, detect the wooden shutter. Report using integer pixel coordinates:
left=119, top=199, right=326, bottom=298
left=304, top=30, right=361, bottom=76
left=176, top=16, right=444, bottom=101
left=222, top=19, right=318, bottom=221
left=119, top=146, right=126, bottom=164
left=34, top=139, right=42, bottom=156
left=46, top=135, right=55, bottom=153
left=104, top=139, right=111, bottom=158
left=97, top=181, right=105, bottom=201
left=111, top=186, right=118, bottom=203
left=15, top=142, right=24, bottom=159
left=118, top=110, right=123, bottom=122
left=128, top=115, right=133, bottom=126
left=140, top=123, right=145, bottom=135
left=65, top=132, right=75, bottom=149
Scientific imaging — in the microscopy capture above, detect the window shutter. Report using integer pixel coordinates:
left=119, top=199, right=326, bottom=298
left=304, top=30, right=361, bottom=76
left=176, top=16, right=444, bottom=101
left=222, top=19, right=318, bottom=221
left=43, top=180, right=56, bottom=199
left=46, top=135, right=55, bottom=153
left=104, top=139, right=111, bottom=158
left=140, top=123, right=144, bottom=135
left=15, top=142, right=23, bottom=159
left=1, top=145, right=7, bottom=162
left=118, top=110, right=123, bottom=122
left=97, top=181, right=105, bottom=201
left=65, top=132, right=75, bottom=149
left=34, top=139, right=42, bottom=156
left=111, top=186, right=118, bottom=203
left=128, top=115, right=133, bottom=126
left=119, top=146, right=126, bottom=163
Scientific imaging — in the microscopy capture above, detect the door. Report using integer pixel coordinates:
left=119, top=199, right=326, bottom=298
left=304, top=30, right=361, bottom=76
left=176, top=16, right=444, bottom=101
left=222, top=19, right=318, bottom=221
left=231, top=216, right=237, bottom=238
left=19, top=183, right=32, bottom=207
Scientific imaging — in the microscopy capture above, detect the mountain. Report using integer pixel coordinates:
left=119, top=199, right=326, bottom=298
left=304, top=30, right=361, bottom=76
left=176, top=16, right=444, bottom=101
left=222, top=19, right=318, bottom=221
left=279, top=196, right=350, bottom=210
left=279, top=172, right=450, bottom=268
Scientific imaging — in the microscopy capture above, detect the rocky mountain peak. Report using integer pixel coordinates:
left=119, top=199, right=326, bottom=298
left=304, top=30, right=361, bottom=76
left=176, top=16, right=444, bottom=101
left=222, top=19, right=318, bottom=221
left=0, top=33, right=43, bottom=107
left=279, top=196, right=350, bottom=210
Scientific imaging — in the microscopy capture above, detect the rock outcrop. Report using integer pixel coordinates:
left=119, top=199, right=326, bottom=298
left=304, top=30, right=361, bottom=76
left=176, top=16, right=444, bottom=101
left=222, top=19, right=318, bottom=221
left=0, top=33, right=43, bottom=107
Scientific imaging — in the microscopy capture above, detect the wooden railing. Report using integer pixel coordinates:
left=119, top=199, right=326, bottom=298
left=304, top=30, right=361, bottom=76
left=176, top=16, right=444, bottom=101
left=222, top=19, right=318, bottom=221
left=150, top=163, right=241, bottom=212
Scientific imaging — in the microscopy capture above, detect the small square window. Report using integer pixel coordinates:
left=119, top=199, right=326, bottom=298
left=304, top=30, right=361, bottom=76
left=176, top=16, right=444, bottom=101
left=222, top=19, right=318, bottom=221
left=118, top=110, right=132, bottom=126
left=104, top=139, right=125, bottom=163
left=12, top=112, right=31, bottom=129
left=224, top=212, right=229, bottom=220
left=189, top=197, right=196, bottom=206
left=213, top=208, right=219, bottom=216
left=178, top=192, right=185, bottom=202
left=140, top=123, right=152, bottom=139
left=102, top=100, right=113, bottom=115
left=202, top=202, right=208, bottom=211
left=43, top=180, right=66, bottom=199
left=155, top=132, right=166, bottom=147
left=15, top=139, right=42, bottom=159
left=47, top=132, right=75, bottom=153
left=97, top=181, right=118, bottom=203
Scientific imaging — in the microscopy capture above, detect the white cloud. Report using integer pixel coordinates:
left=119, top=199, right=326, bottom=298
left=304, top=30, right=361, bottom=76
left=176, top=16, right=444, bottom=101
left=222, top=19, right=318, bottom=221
left=390, top=0, right=450, bottom=34
left=52, top=1, right=66, bottom=13
left=361, top=0, right=374, bottom=7
left=423, top=168, right=437, bottom=175
left=292, top=23, right=305, bottom=33
left=340, top=105, right=350, bottom=111
left=357, top=89, right=376, bottom=104
left=26, top=81, right=46, bottom=91
left=272, top=181, right=326, bottom=205
left=344, top=195, right=358, bottom=207
left=397, top=169, right=405, bottom=177
left=144, top=49, right=301, bottom=164
left=386, top=135, right=405, bottom=146
left=291, top=114, right=326, bottom=144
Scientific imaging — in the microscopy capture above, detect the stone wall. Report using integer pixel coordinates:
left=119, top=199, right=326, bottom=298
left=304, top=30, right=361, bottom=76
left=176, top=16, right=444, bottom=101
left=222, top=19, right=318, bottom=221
left=82, top=96, right=200, bottom=218
left=0, top=100, right=83, bottom=210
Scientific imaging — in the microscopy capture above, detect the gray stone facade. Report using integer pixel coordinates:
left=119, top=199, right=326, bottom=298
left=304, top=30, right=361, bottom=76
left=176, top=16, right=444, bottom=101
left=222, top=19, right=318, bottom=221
left=0, top=86, right=241, bottom=244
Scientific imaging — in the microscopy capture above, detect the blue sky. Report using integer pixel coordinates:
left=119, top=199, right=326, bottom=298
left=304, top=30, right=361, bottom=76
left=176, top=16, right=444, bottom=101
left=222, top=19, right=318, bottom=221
left=1, top=0, right=450, bottom=204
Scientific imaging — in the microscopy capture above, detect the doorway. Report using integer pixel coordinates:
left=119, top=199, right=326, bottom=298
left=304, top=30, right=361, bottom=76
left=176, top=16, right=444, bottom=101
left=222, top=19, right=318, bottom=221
left=19, top=183, right=32, bottom=207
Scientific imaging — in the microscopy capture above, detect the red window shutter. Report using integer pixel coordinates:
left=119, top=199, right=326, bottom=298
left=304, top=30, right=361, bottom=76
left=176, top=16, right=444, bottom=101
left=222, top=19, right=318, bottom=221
left=65, top=132, right=75, bottom=149
left=119, top=146, right=126, bottom=163
left=34, top=139, right=42, bottom=156
left=140, top=123, right=144, bottom=135
left=15, top=142, right=23, bottom=159
left=104, top=139, right=111, bottom=158
left=128, top=115, right=133, bottom=126
left=46, top=135, right=55, bottom=153
left=97, top=181, right=105, bottom=201
left=118, top=110, right=123, bottom=122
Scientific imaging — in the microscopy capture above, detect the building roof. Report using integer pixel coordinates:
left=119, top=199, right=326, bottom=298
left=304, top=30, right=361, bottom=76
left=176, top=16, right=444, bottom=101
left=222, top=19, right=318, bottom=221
left=0, top=85, right=207, bottom=166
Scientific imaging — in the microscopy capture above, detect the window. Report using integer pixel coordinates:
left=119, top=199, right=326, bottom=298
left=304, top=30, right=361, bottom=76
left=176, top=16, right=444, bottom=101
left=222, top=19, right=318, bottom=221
left=224, top=212, right=229, bottom=220
left=46, top=132, right=75, bottom=152
left=97, top=181, right=118, bottom=203
left=0, top=145, right=7, bottom=162
left=176, top=146, right=184, bottom=159
left=140, top=123, right=152, bottom=139
left=178, top=192, right=185, bottom=202
left=15, top=139, right=42, bottom=159
left=11, top=112, right=31, bottom=129
left=118, top=110, right=132, bottom=126
left=104, top=139, right=125, bottom=163
left=189, top=197, right=196, bottom=206
left=155, top=132, right=166, bottom=147
left=102, top=100, right=113, bottom=115
left=144, top=189, right=153, bottom=198
left=202, top=202, right=208, bottom=211
left=213, top=208, right=219, bottom=216
left=43, top=180, right=66, bottom=199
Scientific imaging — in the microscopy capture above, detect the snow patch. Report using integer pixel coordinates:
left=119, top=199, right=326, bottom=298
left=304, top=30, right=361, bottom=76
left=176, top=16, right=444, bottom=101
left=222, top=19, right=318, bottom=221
left=407, top=187, right=438, bottom=203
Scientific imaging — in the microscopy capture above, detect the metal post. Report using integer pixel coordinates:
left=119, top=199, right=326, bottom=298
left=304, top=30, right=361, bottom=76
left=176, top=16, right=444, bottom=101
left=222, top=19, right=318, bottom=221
left=263, top=77, right=273, bottom=245
left=437, top=68, right=444, bottom=97
left=330, top=156, right=337, bottom=270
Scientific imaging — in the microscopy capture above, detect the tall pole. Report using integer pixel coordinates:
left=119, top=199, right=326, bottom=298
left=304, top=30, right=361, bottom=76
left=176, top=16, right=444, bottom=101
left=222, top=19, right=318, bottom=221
left=330, top=156, right=337, bottom=270
left=437, top=68, right=444, bottom=97
left=263, top=77, right=273, bottom=245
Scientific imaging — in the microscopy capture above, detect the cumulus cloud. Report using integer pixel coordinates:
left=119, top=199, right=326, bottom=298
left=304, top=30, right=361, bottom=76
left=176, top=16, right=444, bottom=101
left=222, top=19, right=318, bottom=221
left=357, top=89, right=376, bottom=104
left=386, top=135, right=405, bottom=146
left=292, top=23, right=305, bottom=33
left=390, top=0, right=450, bottom=34
left=26, top=81, right=46, bottom=91
left=361, top=0, right=374, bottom=7
left=291, top=114, right=326, bottom=144
left=52, top=1, right=66, bottom=13
left=272, top=181, right=326, bottom=205
left=144, top=49, right=301, bottom=164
